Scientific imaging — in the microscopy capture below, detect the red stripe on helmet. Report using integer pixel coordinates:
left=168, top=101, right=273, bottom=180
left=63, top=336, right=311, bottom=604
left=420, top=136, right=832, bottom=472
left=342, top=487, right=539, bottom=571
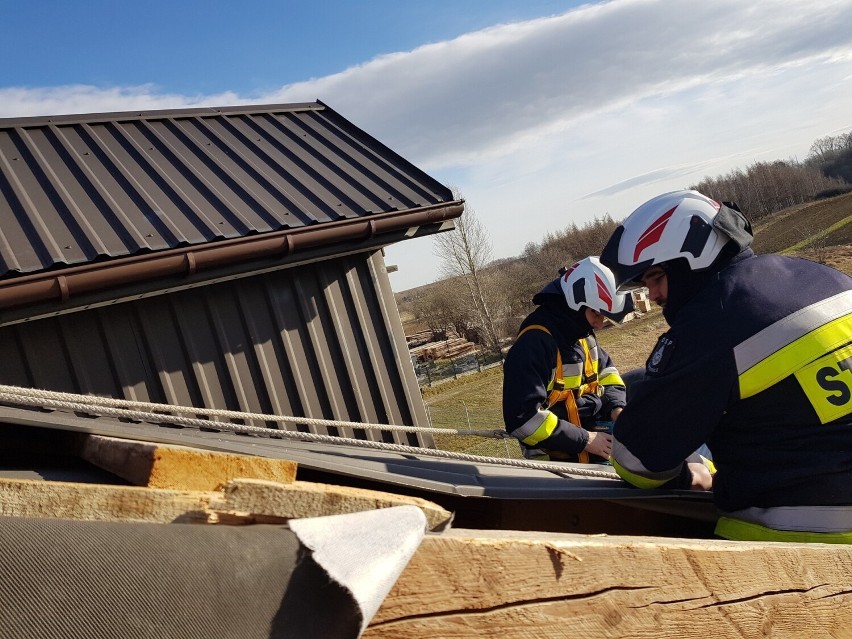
left=633, top=206, right=676, bottom=263
left=594, top=274, right=613, bottom=311
left=562, top=261, right=580, bottom=282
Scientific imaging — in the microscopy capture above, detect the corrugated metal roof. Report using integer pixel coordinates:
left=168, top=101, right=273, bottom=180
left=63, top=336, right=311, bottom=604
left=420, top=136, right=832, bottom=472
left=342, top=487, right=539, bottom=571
left=0, top=101, right=454, bottom=279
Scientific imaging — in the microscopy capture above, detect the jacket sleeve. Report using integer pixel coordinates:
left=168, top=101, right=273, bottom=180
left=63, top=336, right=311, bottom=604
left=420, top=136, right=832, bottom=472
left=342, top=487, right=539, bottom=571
left=502, top=330, right=589, bottom=454
left=610, top=307, right=736, bottom=489
left=597, top=345, right=626, bottom=417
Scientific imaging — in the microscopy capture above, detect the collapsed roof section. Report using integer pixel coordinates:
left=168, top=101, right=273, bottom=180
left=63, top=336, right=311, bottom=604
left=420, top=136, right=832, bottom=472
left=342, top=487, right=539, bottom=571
left=0, top=101, right=463, bottom=322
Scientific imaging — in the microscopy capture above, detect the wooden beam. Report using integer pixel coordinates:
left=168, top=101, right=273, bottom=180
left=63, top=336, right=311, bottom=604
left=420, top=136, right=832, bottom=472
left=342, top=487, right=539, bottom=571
left=0, top=476, right=212, bottom=523
left=0, top=476, right=451, bottom=530
left=78, top=434, right=298, bottom=490
left=366, top=529, right=852, bottom=638
left=212, top=478, right=453, bottom=531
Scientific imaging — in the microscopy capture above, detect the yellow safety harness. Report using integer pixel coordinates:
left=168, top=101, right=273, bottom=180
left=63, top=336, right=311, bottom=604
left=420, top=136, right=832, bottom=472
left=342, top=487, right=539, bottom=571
left=518, top=324, right=601, bottom=463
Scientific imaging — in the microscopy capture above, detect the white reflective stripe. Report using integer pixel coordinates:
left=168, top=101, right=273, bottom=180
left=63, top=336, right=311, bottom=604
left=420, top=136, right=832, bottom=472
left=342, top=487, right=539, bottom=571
left=723, top=505, right=852, bottom=533
left=734, top=290, right=852, bottom=374
left=586, top=336, right=598, bottom=361
left=513, top=408, right=552, bottom=440
left=561, top=362, right=583, bottom=379
left=611, top=438, right=681, bottom=483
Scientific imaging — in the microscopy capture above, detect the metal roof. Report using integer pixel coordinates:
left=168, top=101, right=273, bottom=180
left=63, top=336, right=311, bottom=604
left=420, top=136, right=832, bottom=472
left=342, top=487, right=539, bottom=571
left=0, top=102, right=460, bottom=308
left=0, top=403, right=714, bottom=506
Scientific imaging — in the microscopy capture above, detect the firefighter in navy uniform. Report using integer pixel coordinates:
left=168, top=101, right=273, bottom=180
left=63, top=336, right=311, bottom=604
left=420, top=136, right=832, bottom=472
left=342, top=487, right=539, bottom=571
left=502, top=257, right=634, bottom=462
left=600, top=189, right=852, bottom=543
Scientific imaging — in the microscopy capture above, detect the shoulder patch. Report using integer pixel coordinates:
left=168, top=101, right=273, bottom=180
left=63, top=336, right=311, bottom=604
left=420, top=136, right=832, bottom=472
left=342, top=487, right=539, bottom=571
left=646, top=335, right=676, bottom=375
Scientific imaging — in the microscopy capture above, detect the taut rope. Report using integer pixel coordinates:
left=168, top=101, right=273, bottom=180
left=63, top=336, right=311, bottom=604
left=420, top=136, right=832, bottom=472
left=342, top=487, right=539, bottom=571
left=0, top=383, right=619, bottom=480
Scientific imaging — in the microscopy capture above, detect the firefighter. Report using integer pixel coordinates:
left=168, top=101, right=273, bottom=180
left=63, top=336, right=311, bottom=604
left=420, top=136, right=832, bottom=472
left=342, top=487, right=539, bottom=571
left=600, top=189, right=852, bottom=542
left=502, top=257, right=634, bottom=463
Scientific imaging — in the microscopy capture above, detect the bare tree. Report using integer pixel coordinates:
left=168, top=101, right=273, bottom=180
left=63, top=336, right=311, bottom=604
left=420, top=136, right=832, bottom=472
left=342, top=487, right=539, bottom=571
left=432, top=195, right=502, bottom=354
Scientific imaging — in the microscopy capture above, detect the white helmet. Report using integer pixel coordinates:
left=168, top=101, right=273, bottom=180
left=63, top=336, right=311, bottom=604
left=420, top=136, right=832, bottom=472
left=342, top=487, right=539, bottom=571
left=600, top=190, right=752, bottom=291
left=560, top=256, right=635, bottom=323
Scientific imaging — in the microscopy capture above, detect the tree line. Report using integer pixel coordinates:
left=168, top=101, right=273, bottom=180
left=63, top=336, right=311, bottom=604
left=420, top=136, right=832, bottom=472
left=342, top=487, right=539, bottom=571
left=400, top=132, right=852, bottom=354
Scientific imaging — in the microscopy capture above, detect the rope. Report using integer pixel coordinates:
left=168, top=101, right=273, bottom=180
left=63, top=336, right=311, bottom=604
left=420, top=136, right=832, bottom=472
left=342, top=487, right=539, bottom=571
left=0, top=384, right=620, bottom=480
left=0, top=383, right=506, bottom=438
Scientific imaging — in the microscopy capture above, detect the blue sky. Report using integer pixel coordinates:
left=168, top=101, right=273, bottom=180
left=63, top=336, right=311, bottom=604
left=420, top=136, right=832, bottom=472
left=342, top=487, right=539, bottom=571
left=3, top=0, right=852, bottom=291
left=2, top=1, right=583, bottom=93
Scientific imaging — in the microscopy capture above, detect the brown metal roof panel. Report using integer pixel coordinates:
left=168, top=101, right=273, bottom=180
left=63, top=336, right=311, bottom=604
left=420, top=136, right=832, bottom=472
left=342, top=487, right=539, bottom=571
left=31, top=125, right=149, bottom=256
left=94, top=121, right=242, bottom=248
left=228, top=114, right=364, bottom=215
left=255, top=113, right=396, bottom=218
left=303, top=107, right=449, bottom=208
left=54, top=122, right=186, bottom=250
left=191, top=116, right=345, bottom=226
left=0, top=101, right=455, bottom=283
left=0, top=130, right=90, bottom=271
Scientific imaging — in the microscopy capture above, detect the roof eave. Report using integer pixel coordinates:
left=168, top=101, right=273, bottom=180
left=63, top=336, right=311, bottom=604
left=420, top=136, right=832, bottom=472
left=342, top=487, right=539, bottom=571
left=0, top=201, right=463, bottom=325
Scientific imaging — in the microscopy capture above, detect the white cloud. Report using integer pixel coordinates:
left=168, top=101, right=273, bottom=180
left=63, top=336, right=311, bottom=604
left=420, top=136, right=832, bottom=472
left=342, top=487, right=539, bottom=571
left=2, top=0, right=851, bottom=291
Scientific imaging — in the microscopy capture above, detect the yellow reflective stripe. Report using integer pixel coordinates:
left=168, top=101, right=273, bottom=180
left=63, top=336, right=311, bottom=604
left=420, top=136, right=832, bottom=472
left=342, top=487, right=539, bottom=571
left=739, top=313, right=852, bottom=399
left=562, top=374, right=583, bottom=388
left=715, top=517, right=852, bottom=544
left=521, top=411, right=559, bottom=446
left=794, top=341, right=852, bottom=423
left=611, top=458, right=669, bottom=489
left=735, top=291, right=852, bottom=372
left=598, top=371, right=624, bottom=386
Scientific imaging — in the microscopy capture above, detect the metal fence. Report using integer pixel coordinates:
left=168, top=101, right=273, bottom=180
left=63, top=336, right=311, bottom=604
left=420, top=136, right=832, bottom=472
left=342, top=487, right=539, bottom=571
left=414, top=351, right=504, bottom=387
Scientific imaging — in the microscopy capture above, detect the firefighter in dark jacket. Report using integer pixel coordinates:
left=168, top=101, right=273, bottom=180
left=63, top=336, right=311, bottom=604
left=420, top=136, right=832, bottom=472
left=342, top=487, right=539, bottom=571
left=503, top=257, right=634, bottom=462
left=600, top=189, right=852, bottom=543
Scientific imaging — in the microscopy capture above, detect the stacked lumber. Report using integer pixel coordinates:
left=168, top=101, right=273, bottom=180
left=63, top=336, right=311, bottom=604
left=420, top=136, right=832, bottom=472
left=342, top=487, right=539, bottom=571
left=0, top=434, right=452, bottom=530
left=405, top=329, right=436, bottom=349
left=409, top=337, right=478, bottom=361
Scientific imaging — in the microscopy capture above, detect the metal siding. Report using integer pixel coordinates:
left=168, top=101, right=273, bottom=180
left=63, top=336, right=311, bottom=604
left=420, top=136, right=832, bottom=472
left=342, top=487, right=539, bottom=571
left=0, top=254, right=429, bottom=445
left=1, top=327, right=34, bottom=388
left=369, top=251, right=433, bottom=446
left=60, top=312, right=122, bottom=397
left=99, top=304, right=161, bottom=402
left=235, top=279, right=301, bottom=423
left=17, top=319, right=78, bottom=393
left=0, top=103, right=453, bottom=279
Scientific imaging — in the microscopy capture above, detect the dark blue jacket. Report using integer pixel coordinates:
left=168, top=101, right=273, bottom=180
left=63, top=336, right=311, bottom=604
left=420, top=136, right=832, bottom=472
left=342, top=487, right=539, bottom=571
left=613, top=249, right=852, bottom=512
left=503, top=286, right=626, bottom=460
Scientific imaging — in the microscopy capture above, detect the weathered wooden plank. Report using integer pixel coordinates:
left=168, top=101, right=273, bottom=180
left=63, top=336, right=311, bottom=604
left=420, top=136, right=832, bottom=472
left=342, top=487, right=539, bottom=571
left=0, top=476, right=212, bottom=523
left=79, top=434, right=298, bottom=490
left=212, top=478, right=453, bottom=531
left=0, top=476, right=451, bottom=530
left=366, top=529, right=852, bottom=638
